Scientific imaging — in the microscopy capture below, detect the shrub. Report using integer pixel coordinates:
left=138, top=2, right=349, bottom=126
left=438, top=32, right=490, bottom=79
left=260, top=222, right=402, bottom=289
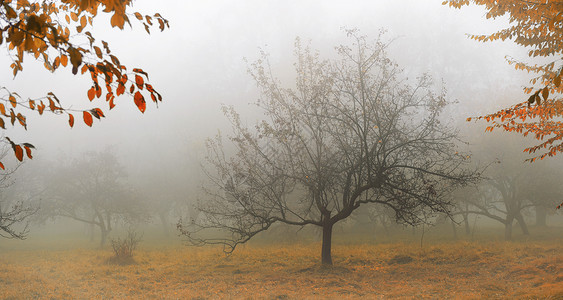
left=109, top=229, right=142, bottom=265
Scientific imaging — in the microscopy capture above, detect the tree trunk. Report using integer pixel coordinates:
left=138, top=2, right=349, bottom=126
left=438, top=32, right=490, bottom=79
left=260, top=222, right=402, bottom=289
left=463, top=213, right=470, bottom=236
left=515, top=213, right=529, bottom=235
left=504, top=217, right=513, bottom=240
left=321, top=223, right=333, bottom=265
left=100, top=226, right=108, bottom=248
left=535, top=205, right=547, bottom=227
left=451, top=219, right=458, bottom=239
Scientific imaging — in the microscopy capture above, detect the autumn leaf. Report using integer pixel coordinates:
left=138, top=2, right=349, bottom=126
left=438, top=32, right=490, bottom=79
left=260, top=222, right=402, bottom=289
left=9, top=95, right=16, bottom=107
left=23, top=145, right=32, bottom=159
left=134, top=91, right=146, bottom=113
left=83, top=111, right=93, bottom=127
left=0, top=1, right=167, bottom=162
left=0, top=162, right=4, bottom=170
left=135, top=74, right=144, bottom=89
left=13, top=145, right=23, bottom=161
left=92, top=108, right=105, bottom=118
left=60, top=54, right=68, bottom=67
left=110, top=12, right=126, bottom=29
left=94, top=46, right=103, bottom=59
left=87, top=87, right=96, bottom=101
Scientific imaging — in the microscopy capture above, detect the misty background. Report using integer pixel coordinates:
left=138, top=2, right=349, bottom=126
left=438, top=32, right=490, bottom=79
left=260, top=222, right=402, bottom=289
left=1, top=0, right=559, bottom=245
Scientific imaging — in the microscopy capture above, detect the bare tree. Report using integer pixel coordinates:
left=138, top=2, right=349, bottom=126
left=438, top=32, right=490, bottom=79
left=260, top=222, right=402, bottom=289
left=178, top=30, right=480, bottom=265
left=0, top=147, right=37, bottom=239
left=40, top=150, right=148, bottom=247
left=459, top=161, right=562, bottom=239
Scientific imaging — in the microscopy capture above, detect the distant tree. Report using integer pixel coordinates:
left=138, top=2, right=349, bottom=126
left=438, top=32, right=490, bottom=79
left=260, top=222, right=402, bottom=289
left=0, top=1, right=168, bottom=166
left=458, top=158, right=563, bottom=239
left=178, top=30, right=481, bottom=265
left=445, top=1, right=563, bottom=166
left=518, top=164, right=563, bottom=227
left=40, top=150, right=148, bottom=247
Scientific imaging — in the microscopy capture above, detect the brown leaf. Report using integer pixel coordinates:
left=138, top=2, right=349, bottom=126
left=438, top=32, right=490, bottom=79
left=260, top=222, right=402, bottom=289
left=94, top=46, right=103, bottom=59
left=542, top=87, right=549, bottom=101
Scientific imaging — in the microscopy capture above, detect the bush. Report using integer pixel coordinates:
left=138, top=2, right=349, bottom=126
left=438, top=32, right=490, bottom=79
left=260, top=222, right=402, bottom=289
left=109, top=229, right=142, bottom=265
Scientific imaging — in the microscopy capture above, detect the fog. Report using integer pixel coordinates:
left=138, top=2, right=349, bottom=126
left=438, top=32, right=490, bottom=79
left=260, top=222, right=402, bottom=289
left=1, top=1, right=562, bottom=298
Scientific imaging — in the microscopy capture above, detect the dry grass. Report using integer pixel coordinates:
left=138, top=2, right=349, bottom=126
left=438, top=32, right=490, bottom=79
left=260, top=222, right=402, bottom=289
left=1, top=233, right=562, bottom=299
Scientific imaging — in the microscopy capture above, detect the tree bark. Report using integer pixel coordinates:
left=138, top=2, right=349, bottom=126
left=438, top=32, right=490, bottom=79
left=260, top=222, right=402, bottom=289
left=321, top=223, right=333, bottom=265
left=451, top=219, right=458, bottom=239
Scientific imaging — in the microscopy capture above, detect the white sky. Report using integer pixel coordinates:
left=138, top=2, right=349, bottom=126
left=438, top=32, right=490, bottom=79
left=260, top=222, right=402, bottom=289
left=0, top=0, right=532, bottom=175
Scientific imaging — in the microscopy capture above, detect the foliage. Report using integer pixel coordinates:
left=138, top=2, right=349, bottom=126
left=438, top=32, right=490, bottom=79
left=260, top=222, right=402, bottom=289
left=109, top=229, right=141, bottom=265
left=444, top=0, right=563, bottom=162
left=0, top=0, right=168, bottom=165
left=179, top=30, right=481, bottom=265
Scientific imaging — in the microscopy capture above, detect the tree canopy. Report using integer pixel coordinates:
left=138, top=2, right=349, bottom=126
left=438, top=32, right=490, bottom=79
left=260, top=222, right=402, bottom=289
left=444, top=0, right=563, bottom=162
left=0, top=0, right=168, bottom=167
left=178, top=31, right=480, bottom=265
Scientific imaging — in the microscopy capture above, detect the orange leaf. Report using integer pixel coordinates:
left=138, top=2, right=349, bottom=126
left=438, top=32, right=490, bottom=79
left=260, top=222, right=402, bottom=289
left=9, top=95, right=16, bottom=108
left=87, top=87, right=95, bottom=101
left=135, top=74, right=144, bottom=89
left=110, top=12, right=125, bottom=29
left=116, top=84, right=125, bottom=96
left=109, top=97, right=115, bottom=110
left=83, top=111, right=93, bottom=127
left=96, top=86, right=102, bottom=98
left=134, top=91, right=146, bottom=113
left=93, top=108, right=105, bottom=118
left=0, top=161, right=4, bottom=170
left=60, top=54, right=68, bottom=67
left=68, top=113, right=74, bottom=127
left=14, top=145, right=23, bottom=161
left=24, top=146, right=32, bottom=159
left=38, top=102, right=45, bottom=115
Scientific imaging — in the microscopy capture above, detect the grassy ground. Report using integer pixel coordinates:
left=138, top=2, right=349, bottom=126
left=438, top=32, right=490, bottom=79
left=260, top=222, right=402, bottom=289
left=0, top=227, right=562, bottom=299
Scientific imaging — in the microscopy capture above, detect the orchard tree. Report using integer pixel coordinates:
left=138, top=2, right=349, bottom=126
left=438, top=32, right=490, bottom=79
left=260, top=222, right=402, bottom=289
left=40, top=150, right=148, bottom=247
left=178, top=31, right=481, bottom=265
left=0, top=0, right=168, bottom=166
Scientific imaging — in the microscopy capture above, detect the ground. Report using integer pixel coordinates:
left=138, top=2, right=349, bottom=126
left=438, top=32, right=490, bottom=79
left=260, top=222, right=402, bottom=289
left=0, top=227, right=562, bottom=299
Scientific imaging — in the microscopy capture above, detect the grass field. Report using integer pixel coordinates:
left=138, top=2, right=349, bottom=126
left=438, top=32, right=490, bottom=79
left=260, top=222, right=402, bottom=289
left=1, top=227, right=562, bottom=299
